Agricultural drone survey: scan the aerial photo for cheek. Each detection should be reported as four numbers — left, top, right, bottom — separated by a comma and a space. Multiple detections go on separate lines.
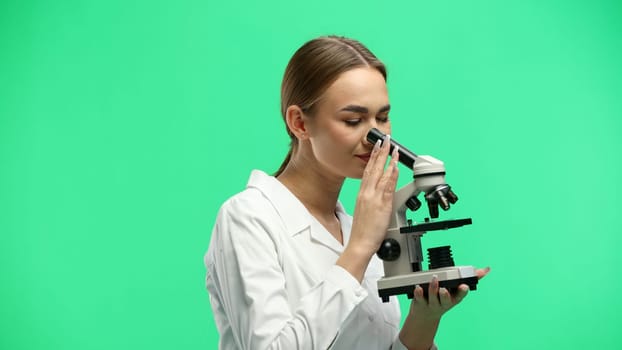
310, 121, 364, 158
327, 129, 360, 153
332, 122, 363, 140
315, 126, 344, 146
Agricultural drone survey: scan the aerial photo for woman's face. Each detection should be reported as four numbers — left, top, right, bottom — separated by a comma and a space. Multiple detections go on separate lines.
305, 67, 392, 179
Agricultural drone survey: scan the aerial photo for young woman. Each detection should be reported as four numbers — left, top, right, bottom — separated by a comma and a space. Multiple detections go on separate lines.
205, 35, 489, 350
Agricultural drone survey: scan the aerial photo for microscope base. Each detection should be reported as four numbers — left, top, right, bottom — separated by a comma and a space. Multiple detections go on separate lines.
378, 266, 478, 303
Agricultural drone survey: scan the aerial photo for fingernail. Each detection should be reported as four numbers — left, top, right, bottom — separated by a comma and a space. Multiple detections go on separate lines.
393, 145, 400, 157
373, 139, 381, 150
385, 134, 391, 146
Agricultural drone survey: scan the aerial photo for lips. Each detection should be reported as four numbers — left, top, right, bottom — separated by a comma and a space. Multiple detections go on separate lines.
356, 153, 371, 162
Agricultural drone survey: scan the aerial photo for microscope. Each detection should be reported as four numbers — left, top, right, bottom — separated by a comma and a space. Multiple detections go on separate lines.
366, 128, 479, 303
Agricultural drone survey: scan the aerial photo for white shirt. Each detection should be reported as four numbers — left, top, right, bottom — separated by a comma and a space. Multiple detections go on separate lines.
205, 170, 418, 350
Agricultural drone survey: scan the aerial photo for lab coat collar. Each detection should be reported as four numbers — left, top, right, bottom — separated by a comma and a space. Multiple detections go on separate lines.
246, 170, 312, 236
246, 170, 350, 252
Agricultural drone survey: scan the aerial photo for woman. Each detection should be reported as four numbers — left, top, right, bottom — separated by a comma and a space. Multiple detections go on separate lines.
205, 35, 489, 350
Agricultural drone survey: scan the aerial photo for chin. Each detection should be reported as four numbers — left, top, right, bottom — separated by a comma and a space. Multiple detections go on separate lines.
325, 161, 365, 179
346, 168, 365, 180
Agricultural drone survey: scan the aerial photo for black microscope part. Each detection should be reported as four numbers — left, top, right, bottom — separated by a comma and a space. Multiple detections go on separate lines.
376, 238, 401, 261
366, 128, 418, 169
425, 185, 458, 217
446, 188, 458, 203
379, 276, 479, 303
426, 197, 440, 218
427, 245, 455, 269
405, 196, 422, 211
400, 218, 472, 234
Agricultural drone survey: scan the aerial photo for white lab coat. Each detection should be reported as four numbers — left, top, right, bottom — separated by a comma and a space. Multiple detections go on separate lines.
205, 170, 435, 349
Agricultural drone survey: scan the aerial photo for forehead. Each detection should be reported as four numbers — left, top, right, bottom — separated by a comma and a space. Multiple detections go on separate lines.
320, 67, 389, 111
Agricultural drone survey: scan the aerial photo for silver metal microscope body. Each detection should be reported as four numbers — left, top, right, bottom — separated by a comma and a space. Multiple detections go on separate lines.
384, 156, 448, 277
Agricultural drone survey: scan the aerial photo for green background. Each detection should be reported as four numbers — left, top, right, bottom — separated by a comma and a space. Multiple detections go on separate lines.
1, 0, 621, 348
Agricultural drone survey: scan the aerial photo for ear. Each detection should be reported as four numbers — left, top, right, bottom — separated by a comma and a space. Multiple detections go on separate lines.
285, 105, 310, 141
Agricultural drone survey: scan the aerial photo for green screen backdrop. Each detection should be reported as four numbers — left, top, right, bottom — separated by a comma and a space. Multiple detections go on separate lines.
1, 0, 621, 349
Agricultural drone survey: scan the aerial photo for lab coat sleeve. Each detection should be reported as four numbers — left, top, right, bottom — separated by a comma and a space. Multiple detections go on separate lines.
206, 195, 368, 350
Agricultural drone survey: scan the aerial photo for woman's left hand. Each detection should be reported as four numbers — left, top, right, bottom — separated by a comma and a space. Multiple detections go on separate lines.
408, 266, 491, 321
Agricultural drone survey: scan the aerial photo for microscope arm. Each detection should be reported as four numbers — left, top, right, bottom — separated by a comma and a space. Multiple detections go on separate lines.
390, 182, 420, 230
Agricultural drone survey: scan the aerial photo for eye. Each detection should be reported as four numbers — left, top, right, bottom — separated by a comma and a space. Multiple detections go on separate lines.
376, 116, 390, 123
344, 119, 361, 126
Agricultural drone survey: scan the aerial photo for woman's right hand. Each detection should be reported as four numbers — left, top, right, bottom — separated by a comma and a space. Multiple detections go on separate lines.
337, 135, 399, 282
348, 135, 400, 258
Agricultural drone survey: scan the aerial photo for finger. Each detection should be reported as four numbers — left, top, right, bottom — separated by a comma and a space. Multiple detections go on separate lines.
428, 275, 440, 307
453, 284, 469, 304
383, 150, 400, 200
383, 133, 392, 153
370, 134, 391, 184
439, 287, 452, 308
476, 267, 491, 280
413, 284, 424, 304
391, 144, 399, 164
360, 139, 382, 189
379, 146, 399, 197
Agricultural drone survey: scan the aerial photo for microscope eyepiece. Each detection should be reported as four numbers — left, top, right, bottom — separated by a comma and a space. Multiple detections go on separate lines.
366, 128, 418, 169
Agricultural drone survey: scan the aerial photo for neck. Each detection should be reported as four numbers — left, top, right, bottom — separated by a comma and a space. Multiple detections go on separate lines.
276, 153, 344, 221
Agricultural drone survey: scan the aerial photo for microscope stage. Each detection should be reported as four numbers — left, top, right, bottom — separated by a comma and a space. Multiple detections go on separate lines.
400, 218, 472, 234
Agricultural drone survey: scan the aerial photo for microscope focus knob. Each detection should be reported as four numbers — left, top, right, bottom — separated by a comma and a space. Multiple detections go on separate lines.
406, 196, 422, 211
376, 238, 401, 261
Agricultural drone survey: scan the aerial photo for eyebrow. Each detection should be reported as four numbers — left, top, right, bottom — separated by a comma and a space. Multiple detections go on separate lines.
339, 104, 391, 114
